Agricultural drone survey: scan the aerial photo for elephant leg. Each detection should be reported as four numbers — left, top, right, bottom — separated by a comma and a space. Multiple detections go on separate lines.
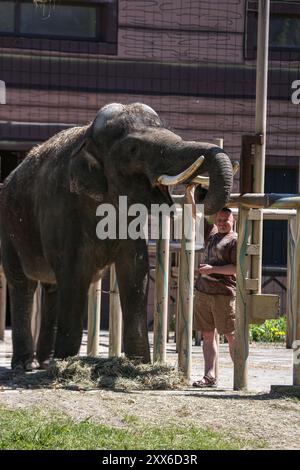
1, 238, 37, 371
36, 283, 58, 368
115, 239, 150, 363
54, 265, 91, 359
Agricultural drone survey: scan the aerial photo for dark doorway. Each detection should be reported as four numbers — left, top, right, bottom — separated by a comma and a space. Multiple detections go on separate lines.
0, 150, 25, 182
263, 167, 297, 267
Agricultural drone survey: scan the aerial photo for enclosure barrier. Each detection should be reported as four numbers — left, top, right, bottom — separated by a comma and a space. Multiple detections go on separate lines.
229, 194, 300, 393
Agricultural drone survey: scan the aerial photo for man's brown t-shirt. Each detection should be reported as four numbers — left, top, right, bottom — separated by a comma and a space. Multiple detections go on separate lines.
195, 230, 237, 297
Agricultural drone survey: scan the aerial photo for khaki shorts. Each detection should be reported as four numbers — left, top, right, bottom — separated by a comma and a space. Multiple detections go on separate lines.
193, 290, 235, 334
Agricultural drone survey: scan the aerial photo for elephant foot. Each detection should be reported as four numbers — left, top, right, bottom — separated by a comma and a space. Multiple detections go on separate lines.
11, 356, 39, 373
54, 335, 81, 359
125, 349, 151, 364
38, 359, 55, 370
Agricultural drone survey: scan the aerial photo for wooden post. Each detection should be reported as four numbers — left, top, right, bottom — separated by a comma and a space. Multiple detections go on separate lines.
178, 201, 195, 381
87, 279, 102, 357
31, 283, 41, 351
175, 252, 180, 351
214, 329, 220, 380
213, 138, 223, 380
287, 166, 300, 348
292, 210, 300, 386
0, 271, 7, 341
153, 214, 170, 363
109, 264, 122, 357
215, 138, 223, 149
234, 208, 251, 390
272, 209, 300, 395
286, 218, 296, 348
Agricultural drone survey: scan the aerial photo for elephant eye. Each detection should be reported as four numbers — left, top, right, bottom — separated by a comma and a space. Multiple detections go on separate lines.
130, 144, 140, 157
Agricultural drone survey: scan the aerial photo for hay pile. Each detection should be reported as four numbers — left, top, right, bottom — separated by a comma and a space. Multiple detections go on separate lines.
49, 356, 186, 391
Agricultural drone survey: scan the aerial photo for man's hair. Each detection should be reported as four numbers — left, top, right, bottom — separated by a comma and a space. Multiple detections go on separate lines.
219, 207, 232, 215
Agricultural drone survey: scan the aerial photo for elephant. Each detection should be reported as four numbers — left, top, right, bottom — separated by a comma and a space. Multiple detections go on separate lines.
0, 103, 233, 371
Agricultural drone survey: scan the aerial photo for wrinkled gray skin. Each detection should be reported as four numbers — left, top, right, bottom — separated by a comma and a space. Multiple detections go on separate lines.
0, 103, 233, 370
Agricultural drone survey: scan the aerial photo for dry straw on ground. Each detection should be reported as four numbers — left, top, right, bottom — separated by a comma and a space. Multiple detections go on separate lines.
49, 356, 186, 391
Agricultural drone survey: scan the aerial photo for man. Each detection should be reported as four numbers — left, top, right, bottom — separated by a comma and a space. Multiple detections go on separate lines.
193, 207, 237, 387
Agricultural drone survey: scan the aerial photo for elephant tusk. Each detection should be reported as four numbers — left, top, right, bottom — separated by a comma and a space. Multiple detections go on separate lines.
191, 175, 210, 187
192, 160, 239, 187
157, 155, 205, 186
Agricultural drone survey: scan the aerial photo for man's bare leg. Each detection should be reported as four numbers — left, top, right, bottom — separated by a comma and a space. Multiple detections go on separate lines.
202, 329, 218, 378
225, 332, 235, 362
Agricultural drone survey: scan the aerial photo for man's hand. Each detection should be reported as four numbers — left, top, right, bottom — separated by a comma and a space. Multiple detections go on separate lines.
199, 263, 236, 276
198, 263, 215, 274
185, 183, 197, 219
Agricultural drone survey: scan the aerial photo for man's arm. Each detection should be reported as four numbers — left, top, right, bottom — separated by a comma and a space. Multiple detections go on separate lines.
199, 264, 236, 276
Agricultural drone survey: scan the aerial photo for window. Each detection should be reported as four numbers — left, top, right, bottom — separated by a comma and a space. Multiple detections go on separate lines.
0, 0, 117, 54
263, 167, 298, 267
245, 1, 300, 60
20, 4, 97, 39
0, 2, 15, 33
270, 15, 300, 48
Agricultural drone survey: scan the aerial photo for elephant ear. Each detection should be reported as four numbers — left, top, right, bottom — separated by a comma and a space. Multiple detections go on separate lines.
69, 145, 108, 202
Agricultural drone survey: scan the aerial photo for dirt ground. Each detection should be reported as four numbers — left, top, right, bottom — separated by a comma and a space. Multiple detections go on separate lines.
1, 330, 299, 450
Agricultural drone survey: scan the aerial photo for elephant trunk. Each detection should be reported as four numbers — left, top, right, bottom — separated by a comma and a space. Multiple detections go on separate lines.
194, 147, 233, 215
157, 143, 233, 215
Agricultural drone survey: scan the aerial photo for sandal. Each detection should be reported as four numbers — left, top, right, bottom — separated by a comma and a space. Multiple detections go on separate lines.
192, 375, 217, 388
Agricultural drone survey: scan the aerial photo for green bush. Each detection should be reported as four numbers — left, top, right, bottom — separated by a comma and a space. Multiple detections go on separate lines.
249, 316, 286, 343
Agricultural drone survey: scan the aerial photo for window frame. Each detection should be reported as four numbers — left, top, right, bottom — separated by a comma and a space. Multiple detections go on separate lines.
245, 0, 300, 61
0, 0, 118, 55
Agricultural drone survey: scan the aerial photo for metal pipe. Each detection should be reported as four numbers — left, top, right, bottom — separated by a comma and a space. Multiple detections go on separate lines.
228, 193, 300, 209
252, 0, 270, 297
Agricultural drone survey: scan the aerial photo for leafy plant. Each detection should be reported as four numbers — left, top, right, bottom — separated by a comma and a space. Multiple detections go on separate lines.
249, 317, 286, 343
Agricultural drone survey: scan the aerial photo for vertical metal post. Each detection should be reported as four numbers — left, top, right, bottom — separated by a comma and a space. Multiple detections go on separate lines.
234, 208, 251, 390
109, 264, 122, 357
153, 213, 170, 363
178, 201, 195, 381
87, 279, 102, 357
252, 0, 270, 290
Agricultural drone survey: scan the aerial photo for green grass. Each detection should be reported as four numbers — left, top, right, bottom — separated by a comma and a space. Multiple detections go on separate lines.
0, 407, 264, 450
249, 316, 286, 343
